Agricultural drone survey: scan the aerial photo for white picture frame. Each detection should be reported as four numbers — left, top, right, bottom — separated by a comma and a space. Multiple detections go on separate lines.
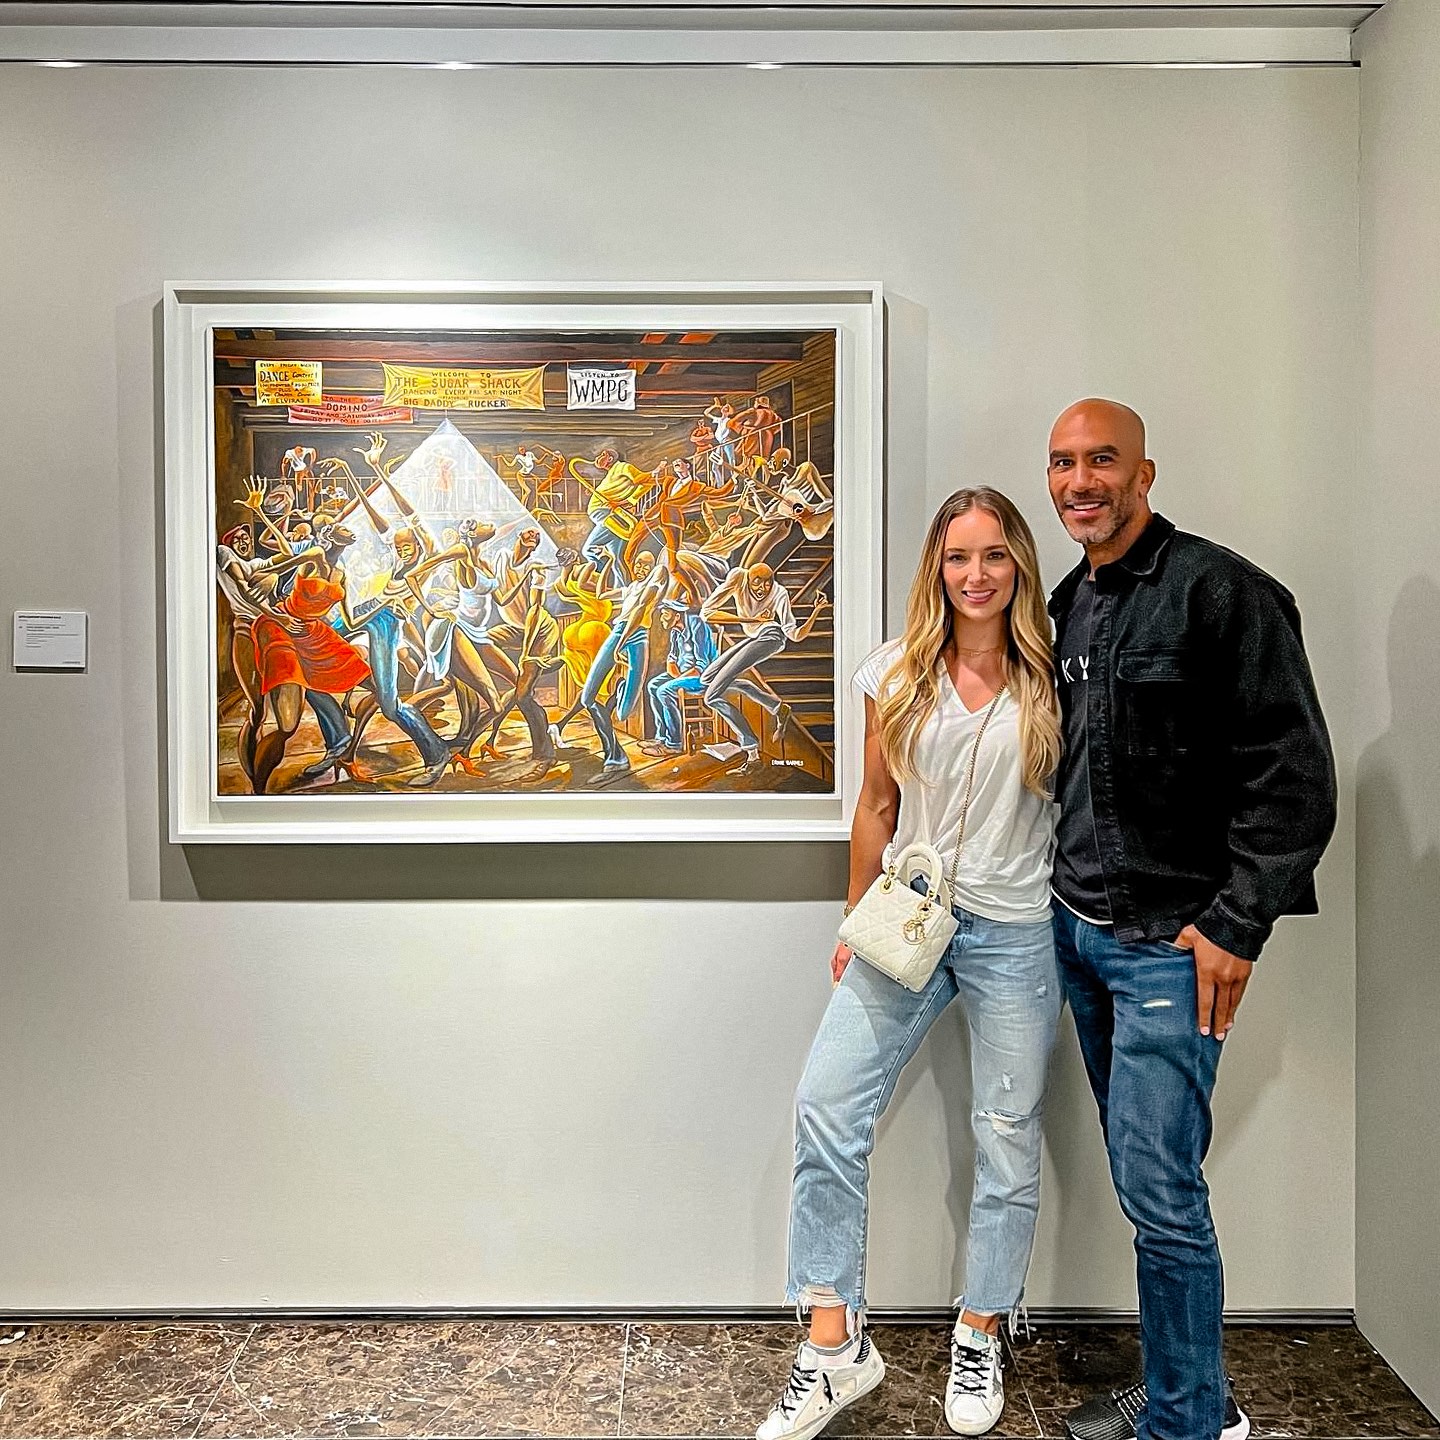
165, 280, 883, 844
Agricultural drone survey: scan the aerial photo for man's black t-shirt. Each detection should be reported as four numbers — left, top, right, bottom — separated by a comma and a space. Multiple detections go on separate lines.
1053, 576, 1113, 921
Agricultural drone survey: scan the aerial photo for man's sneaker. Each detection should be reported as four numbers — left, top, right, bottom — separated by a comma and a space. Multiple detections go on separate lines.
1064, 1378, 1250, 1440
945, 1321, 1005, 1435
756, 1332, 885, 1440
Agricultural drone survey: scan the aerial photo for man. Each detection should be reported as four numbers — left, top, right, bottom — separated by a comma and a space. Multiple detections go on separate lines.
734, 393, 783, 460
281, 444, 318, 510
491, 526, 544, 628
641, 601, 719, 756
580, 446, 654, 583
343, 473, 453, 786
1045, 399, 1336, 1440
738, 448, 835, 569
485, 537, 564, 773
700, 562, 828, 777
649, 456, 735, 601
502, 445, 540, 511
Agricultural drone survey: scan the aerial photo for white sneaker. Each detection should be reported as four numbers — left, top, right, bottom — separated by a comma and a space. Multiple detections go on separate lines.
756, 1332, 885, 1440
946, 1321, 1005, 1436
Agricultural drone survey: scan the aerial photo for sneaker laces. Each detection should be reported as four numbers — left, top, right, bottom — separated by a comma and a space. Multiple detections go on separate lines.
776, 1359, 822, 1419
949, 1334, 998, 1396
1112, 1382, 1148, 1425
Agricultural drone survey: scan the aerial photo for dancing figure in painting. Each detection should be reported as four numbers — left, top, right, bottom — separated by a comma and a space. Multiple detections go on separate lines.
229, 490, 359, 789
340, 453, 456, 786
247, 522, 372, 794
573, 447, 656, 584
736, 448, 836, 569
648, 456, 736, 603
734, 394, 783, 461
216, 524, 291, 786
403, 517, 522, 774
700, 563, 829, 777
281, 444, 319, 511
705, 397, 738, 471
552, 551, 615, 698
674, 503, 772, 603
481, 540, 566, 772
500, 445, 541, 511
553, 551, 669, 781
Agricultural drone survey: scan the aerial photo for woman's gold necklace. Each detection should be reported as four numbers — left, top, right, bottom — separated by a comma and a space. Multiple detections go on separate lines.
950, 642, 1005, 657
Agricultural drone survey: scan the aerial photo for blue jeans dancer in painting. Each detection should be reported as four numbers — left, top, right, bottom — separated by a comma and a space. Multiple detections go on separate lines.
360, 603, 450, 783
644, 602, 719, 754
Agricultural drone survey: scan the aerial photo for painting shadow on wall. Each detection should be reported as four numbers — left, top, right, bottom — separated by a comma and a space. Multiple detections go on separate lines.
140, 299, 858, 902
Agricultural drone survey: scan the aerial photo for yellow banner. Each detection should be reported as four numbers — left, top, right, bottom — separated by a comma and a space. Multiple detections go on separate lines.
381, 363, 547, 411
255, 360, 322, 407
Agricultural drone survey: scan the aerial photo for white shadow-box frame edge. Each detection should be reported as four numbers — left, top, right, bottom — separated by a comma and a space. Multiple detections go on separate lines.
163, 280, 884, 844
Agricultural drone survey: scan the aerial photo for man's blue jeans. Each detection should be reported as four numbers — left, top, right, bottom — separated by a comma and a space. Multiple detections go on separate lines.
362, 607, 448, 767
582, 518, 629, 582
648, 672, 704, 749
1052, 903, 1227, 1440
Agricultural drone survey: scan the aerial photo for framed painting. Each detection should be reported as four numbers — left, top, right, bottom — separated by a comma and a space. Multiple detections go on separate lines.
164, 282, 883, 843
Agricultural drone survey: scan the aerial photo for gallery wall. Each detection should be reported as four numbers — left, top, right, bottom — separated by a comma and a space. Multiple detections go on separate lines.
0, 62, 1358, 1311
1354, 0, 1440, 1410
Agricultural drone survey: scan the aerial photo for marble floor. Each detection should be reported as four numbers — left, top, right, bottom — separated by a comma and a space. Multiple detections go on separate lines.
0, 1320, 1433, 1440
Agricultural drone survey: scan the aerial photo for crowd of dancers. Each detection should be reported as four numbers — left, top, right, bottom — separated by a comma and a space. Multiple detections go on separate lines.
216, 397, 835, 793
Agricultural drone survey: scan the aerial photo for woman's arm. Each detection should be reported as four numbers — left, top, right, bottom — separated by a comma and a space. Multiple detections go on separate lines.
834, 695, 901, 981
410, 543, 466, 582
330, 563, 364, 633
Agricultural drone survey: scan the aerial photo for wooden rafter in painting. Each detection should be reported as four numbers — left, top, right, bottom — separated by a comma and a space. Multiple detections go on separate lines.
210, 336, 806, 365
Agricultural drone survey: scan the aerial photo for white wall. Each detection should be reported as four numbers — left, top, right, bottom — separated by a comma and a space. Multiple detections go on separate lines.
0, 62, 1357, 1312
1354, 0, 1440, 1410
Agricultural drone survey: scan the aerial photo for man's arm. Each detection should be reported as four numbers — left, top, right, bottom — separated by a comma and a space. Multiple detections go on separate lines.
1182, 573, 1337, 1021
792, 595, 829, 644
700, 569, 742, 623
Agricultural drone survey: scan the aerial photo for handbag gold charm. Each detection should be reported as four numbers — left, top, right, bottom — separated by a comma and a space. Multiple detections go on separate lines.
903, 912, 932, 945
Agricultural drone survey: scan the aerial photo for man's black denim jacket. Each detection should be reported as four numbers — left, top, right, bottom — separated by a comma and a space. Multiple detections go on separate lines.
1048, 514, 1337, 961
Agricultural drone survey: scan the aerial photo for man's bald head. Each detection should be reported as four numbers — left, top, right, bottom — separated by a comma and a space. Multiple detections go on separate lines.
1047, 398, 1156, 566
1050, 398, 1146, 457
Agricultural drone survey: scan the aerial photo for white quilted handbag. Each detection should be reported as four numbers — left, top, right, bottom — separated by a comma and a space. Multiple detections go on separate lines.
837, 686, 1006, 993
838, 841, 958, 991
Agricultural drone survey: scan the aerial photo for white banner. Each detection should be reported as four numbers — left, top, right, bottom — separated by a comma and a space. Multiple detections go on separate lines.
567, 366, 637, 411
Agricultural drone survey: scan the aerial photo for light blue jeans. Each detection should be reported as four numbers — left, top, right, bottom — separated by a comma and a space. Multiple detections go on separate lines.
787, 902, 1063, 1326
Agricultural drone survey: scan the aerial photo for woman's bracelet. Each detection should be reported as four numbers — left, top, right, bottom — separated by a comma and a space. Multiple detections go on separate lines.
842, 901, 856, 917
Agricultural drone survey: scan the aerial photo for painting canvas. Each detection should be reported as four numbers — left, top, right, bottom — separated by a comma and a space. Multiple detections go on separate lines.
166, 285, 881, 842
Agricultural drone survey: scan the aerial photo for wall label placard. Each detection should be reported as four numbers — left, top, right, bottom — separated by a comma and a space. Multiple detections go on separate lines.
13, 610, 87, 670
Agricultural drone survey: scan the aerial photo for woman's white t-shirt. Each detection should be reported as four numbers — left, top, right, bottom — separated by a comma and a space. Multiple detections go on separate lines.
854, 640, 1056, 925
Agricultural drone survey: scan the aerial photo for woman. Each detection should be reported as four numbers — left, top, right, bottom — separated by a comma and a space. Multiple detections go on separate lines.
759, 488, 1062, 1440
406, 517, 520, 770
248, 521, 372, 794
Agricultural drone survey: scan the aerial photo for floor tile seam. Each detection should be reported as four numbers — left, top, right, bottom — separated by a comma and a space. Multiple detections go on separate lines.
998, 1332, 1045, 1436
188, 1320, 258, 1440
616, 1320, 633, 1440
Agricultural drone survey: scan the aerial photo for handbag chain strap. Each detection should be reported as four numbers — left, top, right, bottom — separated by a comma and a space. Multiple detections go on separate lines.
940, 683, 1008, 902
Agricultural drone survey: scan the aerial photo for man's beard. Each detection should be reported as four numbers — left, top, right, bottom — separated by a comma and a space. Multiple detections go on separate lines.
1063, 496, 1134, 546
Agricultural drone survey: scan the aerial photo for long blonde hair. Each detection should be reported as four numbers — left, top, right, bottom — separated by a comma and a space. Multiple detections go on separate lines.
875, 487, 1060, 796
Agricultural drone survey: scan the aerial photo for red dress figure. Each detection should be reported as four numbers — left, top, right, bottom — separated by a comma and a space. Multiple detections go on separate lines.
253, 574, 370, 695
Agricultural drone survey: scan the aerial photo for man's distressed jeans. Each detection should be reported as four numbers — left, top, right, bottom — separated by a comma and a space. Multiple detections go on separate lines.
1053, 902, 1228, 1440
